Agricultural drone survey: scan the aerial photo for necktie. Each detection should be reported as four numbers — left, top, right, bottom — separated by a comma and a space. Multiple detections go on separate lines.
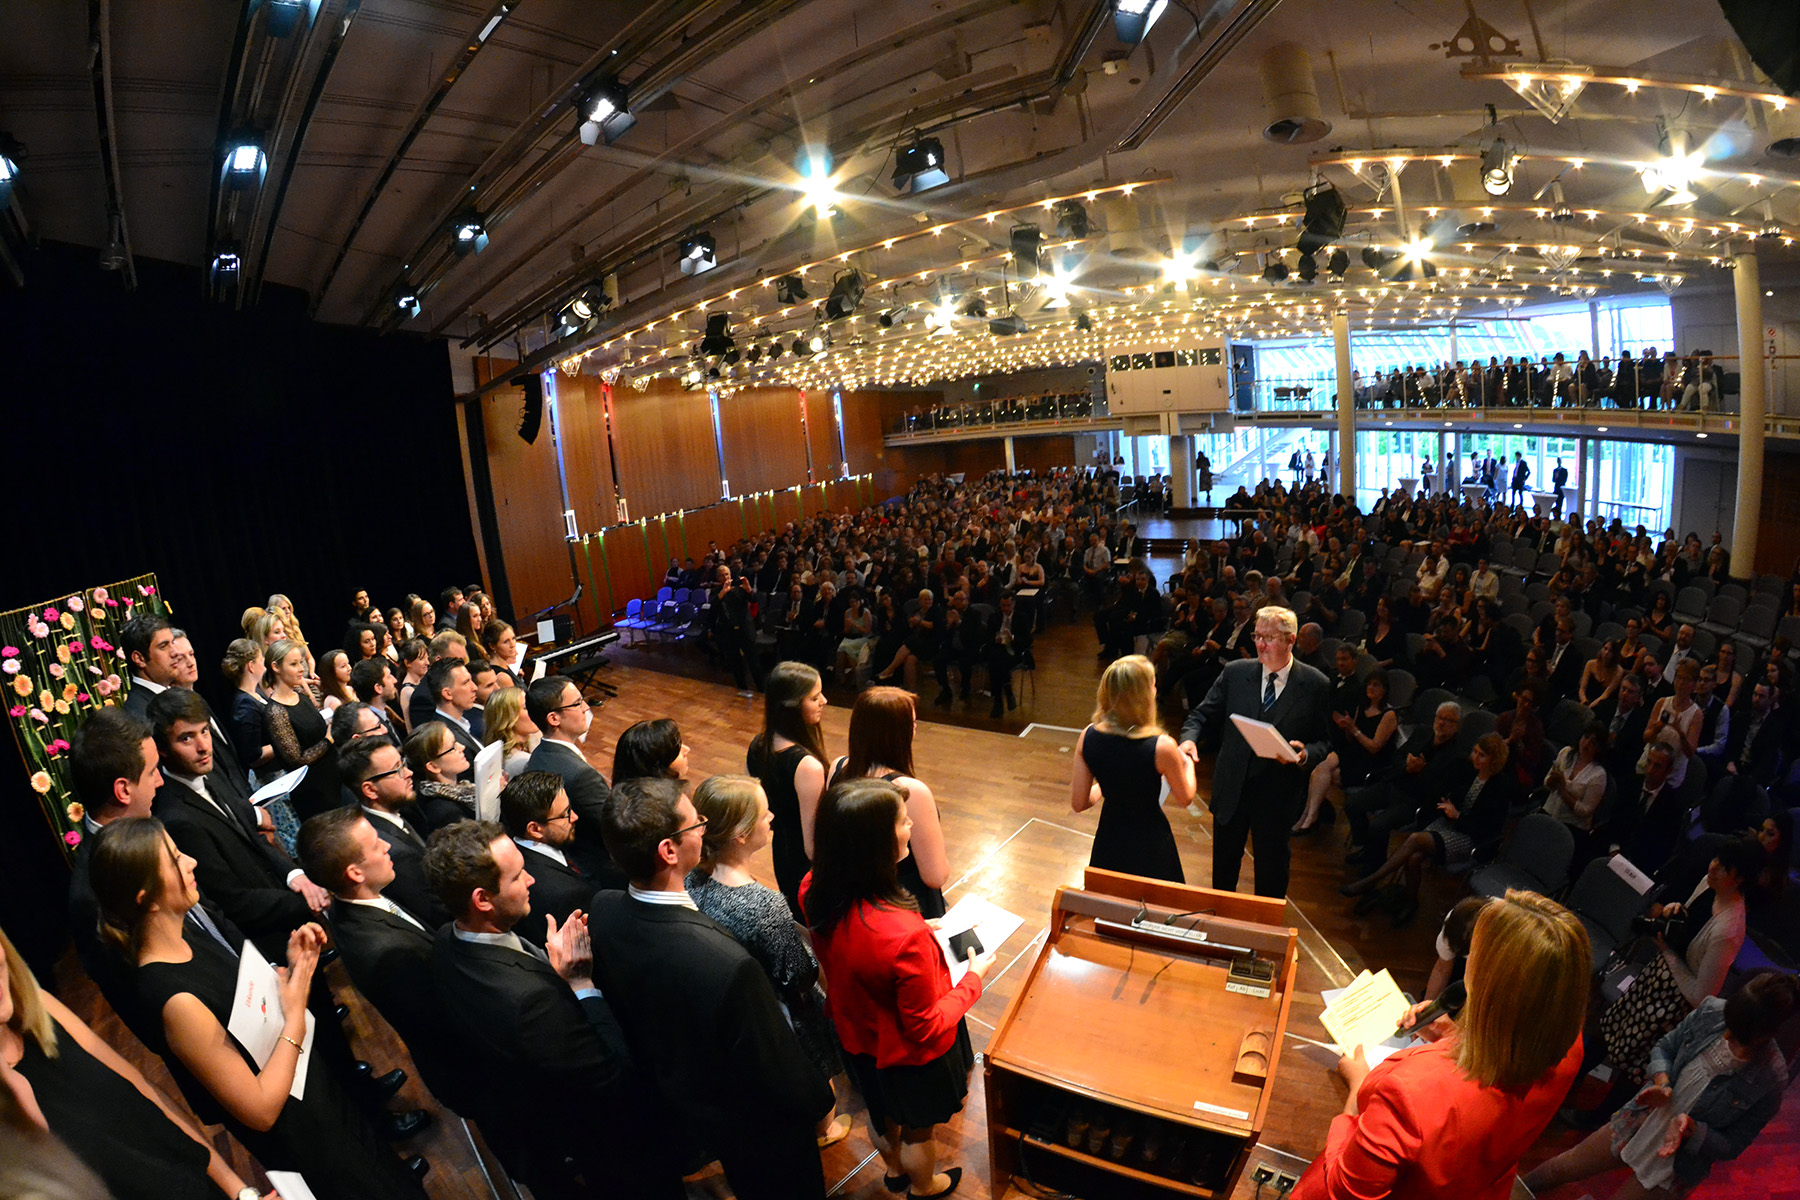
383, 899, 425, 932
1263, 672, 1277, 712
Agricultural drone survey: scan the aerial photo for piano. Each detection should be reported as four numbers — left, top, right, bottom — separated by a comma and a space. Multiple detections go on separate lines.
535, 629, 621, 697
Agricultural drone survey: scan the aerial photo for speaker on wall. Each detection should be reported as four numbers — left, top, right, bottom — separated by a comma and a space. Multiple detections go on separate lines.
511, 373, 543, 444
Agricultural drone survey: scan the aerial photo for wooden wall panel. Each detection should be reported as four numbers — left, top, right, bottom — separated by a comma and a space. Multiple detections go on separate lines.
1755, 446, 1800, 577
839, 388, 944, 492
803, 388, 842, 481
600, 523, 655, 614
554, 375, 619, 531
474, 358, 574, 624
610, 379, 719, 519
718, 388, 809, 496
1015, 435, 1076, 473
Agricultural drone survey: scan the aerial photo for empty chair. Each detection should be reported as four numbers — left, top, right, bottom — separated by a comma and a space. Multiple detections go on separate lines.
1743, 589, 1780, 614
1386, 669, 1418, 712
1457, 708, 1499, 749
1410, 687, 1457, 726
1528, 599, 1554, 625
1502, 612, 1536, 642
614, 598, 652, 644
671, 587, 691, 606
1497, 572, 1525, 597
1489, 542, 1515, 565
1689, 628, 1718, 661
1673, 586, 1709, 624
654, 585, 674, 606
1717, 582, 1748, 606
1594, 621, 1627, 643
1736, 605, 1777, 649
1460, 675, 1498, 706
1290, 589, 1312, 613
1405, 632, 1427, 661
1335, 607, 1366, 641
1568, 635, 1601, 667
1545, 698, 1594, 748
1512, 548, 1540, 577
1317, 637, 1342, 665
1565, 857, 1653, 973
1498, 593, 1529, 618
1691, 576, 1718, 603
1753, 573, 1784, 597
1569, 611, 1593, 639
1471, 814, 1576, 899
1697, 594, 1743, 638
1776, 614, 1800, 657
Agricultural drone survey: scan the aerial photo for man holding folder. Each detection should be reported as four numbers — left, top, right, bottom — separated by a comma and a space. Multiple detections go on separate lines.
1179, 606, 1330, 897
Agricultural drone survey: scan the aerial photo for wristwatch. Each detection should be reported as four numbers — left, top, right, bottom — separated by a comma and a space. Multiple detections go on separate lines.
238, 1188, 261, 1200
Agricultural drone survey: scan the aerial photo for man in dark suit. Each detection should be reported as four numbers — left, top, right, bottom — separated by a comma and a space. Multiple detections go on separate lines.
498, 770, 594, 946
350, 657, 406, 742
406, 631, 471, 731
427, 819, 681, 1199
1179, 606, 1332, 896
589, 779, 833, 1200
523, 675, 626, 888
148, 688, 331, 959
339, 735, 453, 927
419, 658, 481, 781
984, 593, 1033, 717
1343, 701, 1465, 874
120, 615, 250, 788
1615, 743, 1686, 872
1544, 616, 1584, 703
1594, 673, 1652, 782
1550, 458, 1569, 517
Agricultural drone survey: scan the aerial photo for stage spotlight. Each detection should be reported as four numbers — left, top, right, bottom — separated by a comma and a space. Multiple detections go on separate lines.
1361, 245, 1395, 270
222, 134, 265, 191
989, 312, 1029, 336
824, 270, 866, 320
1548, 180, 1574, 224
958, 294, 987, 320
699, 312, 734, 356
1480, 138, 1513, 195
1296, 184, 1345, 254
1326, 248, 1350, 277
745, 345, 763, 364
766, 342, 784, 360
394, 289, 421, 320
211, 245, 241, 277
578, 76, 634, 146
1112, 0, 1168, 45
1053, 199, 1091, 239
892, 137, 949, 194
1296, 253, 1317, 283
451, 211, 488, 254
680, 231, 716, 276
878, 305, 912, 327
775, 273, 809, 304
807, 328, 830, 355
1262, 257, 1289, 283
798, 153, 838, 218
791, 336, 807, 357
0, 132, 21, 199
1075, 310, 1094, 332
1010, 225, 1044, 280
723, 347, 741, 365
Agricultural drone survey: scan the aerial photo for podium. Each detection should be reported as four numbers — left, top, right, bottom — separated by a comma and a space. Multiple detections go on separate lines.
983, 869, 1297, 1198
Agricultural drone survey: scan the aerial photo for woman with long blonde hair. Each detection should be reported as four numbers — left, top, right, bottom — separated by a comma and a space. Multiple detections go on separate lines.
1292, 890, 1588, 1200
1070, 655, 1195, 882
481, 685, 537, 779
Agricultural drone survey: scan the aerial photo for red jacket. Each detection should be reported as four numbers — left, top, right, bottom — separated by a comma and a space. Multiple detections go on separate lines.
1292, 1034, 1581, 1200
802, 877, 981, 1069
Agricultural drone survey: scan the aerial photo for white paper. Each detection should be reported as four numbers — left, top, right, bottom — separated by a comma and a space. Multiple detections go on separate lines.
1014, 587, 1041, 598
1320, 975, 1416, 1066
1229, 713, 1301, 763
536, 618, 557, 646
935, 895, 1025, 985
473, 740, 506, 823
227, 942, 314, 1101
249, 765, 306, 807
1607, 853, 1654, 895
264, 1172, 319, 1200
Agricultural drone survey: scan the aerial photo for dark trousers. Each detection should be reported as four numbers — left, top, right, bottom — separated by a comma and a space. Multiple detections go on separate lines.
1211, 785, 1296, 898
718, 1127, 826, 1200
1344, 781, 1416, 869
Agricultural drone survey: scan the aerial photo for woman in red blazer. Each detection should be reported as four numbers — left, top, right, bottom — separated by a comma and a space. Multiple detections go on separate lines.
803, 777, 996, 1200
1293, 890, 1589, 1200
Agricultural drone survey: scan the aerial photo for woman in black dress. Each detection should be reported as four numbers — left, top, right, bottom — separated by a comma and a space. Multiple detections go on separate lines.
263, 638, 338, 822
747, 661, 830, 919
89, 820, 425, 1200
1296, 669, 1399, 833
828, 688, 948, 917
1, 926, 258, 1200
1363, 595, 1408, 668
1070, 655, 1196, 882
685, 775, 848, 1146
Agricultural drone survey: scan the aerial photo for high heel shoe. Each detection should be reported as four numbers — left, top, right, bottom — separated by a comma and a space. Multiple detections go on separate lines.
1339, 873, 1381, 897
908, 1167, 963, 1200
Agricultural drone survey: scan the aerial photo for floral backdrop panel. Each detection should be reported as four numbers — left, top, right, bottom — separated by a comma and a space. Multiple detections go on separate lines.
3, 574, 169, 862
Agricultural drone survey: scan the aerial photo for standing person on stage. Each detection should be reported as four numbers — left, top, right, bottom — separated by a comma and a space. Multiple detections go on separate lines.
1071, 656, 1195, 883
828, 688, 949, 917
747, 662, 830, 920
1178, 606, 1330, 896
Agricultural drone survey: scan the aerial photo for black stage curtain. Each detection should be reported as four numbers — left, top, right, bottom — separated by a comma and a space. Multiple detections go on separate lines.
0, 242, 479, 971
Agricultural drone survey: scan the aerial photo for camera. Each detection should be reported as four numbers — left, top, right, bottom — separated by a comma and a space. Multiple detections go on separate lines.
1631, 912, 1685, 940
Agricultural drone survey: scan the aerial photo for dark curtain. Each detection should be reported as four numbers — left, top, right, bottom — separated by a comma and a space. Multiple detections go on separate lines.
0, 242, 479, 971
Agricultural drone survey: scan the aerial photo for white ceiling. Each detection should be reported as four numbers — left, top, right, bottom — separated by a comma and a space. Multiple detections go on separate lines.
2, 0, 1796, 391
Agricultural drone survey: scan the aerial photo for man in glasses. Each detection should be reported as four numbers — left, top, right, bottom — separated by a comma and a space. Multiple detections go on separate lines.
340, 735, 451, 926
1179, 605, 1331, 897
499, 770, 593, 946
523, 674, 624, 888
590, 778, 833, 1200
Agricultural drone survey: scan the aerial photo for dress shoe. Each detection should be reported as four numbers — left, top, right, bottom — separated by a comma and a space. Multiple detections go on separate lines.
404, 1156, 430, 1180
1352, 888, 1389, 917
908, 1166, 963, 1199
883, 1173, 908, 1194
990, 700, 1004, 719
1005, 687, 1017, 710
382, 1110, 431, 1141
353, 1060, 374, 1081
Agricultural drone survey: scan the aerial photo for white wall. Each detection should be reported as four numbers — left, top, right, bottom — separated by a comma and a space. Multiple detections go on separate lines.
1671, 446, 1738, 543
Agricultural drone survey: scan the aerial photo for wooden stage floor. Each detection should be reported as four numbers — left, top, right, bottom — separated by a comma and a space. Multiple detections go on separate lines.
55, 604, 1794, 1200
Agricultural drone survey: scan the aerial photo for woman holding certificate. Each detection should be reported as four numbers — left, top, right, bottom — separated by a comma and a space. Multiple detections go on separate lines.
1292, 890, 1587, 1200
1071, 656, 1195, 883
89, 819, 427, 1200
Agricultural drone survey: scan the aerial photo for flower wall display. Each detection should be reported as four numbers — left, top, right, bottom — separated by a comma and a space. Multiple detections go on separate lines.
2, 574, 168, 861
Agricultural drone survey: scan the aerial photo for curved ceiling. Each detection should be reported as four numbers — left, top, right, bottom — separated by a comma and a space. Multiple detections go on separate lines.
2, 0, 1796, 393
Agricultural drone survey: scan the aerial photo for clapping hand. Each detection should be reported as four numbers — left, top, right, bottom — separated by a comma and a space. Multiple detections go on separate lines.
1636, 1083, 1674, 1109
1437, 799, 1461, 820
545, 910, 594, 990
1658, 1113, 1694, 1158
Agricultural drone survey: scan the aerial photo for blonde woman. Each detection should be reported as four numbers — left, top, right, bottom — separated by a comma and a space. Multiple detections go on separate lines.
481, 685, 537, 779
1070, 654, 1195, 882
1292, 890, 1588, 1200
685, 776, 849, 1148
266, 594, 315, 678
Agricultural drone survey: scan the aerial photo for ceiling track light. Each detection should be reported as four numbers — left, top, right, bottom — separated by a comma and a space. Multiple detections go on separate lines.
679, 231, 716, 276
1548, 180, 1573, 223
266, 0, 309, 37
1111, 0, 1168, 45
450, 211, 488, 254
578, 76, 634, 146
222, 133, 266, 190
892, 136, 948, 194
1480, 137, 1513, 196
775, 273, 809, 304
394, 288, 421, 320
824, 269, 866, 320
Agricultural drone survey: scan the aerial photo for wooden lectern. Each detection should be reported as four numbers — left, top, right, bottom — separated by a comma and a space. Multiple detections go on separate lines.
983, 869, 1298, 1198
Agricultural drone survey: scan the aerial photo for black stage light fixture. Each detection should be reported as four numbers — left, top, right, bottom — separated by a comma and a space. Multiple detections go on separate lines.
745, 345, 763, 364
806, 328, 830, 355
791, 336, 807, 357
577, 77, 634, 146
1053, 199, 1091, 239
723, 348, 741, 365
394, 288, 421, 320
1075, 310, 1094, 331
1389, 258, 1438, 282
766, 342, 784, 360
959, 294, 987, 319
1327, 248, 1350, 277
451, 211, 488, 254
222, 133, 265, 190
1112, 0, 1168, 45
775, 273, 809, 304
680, 231, 716, 276
892, 137, 949, 194
989, 312, 1029, 336
511, 373, 543, 444
824, 270, 866, 320
1011, 225, 1044, 279
1296, 184, 1346, 254
1361, 245, 1395, 270
1262, 257, 1290, 283
878, 305, 913, 327
699, 312, 734, 356
1296, 252, 1317, 283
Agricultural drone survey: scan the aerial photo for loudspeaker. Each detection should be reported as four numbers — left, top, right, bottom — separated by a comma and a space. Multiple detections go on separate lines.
512, 373, 543, 444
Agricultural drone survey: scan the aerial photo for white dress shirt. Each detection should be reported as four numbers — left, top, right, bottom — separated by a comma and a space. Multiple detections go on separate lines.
341, 894, 426, 932
516, 838, 569, 868
1260, 661, 1291, 705
627, 883, 697, 911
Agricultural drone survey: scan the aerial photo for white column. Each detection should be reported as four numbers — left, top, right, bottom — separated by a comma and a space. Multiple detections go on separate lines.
1731, 251, 1765, 574
1334, 308, 1355, 498
1003, 435, 1016, 473
1587, 436, 1602, 524
1576, 436, 1589, 525
1171, 434, 1194, 508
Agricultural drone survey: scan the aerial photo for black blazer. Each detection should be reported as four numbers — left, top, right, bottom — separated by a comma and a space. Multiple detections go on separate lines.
587, 892, 833, 1146
1180, 658, 1332, 826
158, 772, 311, 961
124, 683, 249, 785
523, 740, 625, 888
514, 842, 594, 948
362, 809, 453, 928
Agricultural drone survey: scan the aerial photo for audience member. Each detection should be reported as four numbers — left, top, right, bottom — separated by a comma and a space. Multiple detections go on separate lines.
747, 661, 830, 919
522, 675, 623, 887
480, 685, 536, 780
495, 770, 591, 946
339, 736, 452, 926
611, 718, 690, 785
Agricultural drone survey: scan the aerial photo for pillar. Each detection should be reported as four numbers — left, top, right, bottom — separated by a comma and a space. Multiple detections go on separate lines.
1334, 307, 1355, 499
1171, 434, 1194, 508
1587, 436, 1602, 525
1003, 435, 1016, 474
1576, 436, 1589, 525
1731, 251, 1765, 573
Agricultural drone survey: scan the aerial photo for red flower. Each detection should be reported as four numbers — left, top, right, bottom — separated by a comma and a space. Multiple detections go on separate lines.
63, 831, 82, 847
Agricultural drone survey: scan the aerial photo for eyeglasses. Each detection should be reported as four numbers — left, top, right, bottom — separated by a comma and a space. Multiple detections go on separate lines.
546, 807, 576, 825
552, 697, 589, 713
670, 814, 709, 839
1252, 632, 1290, 644
429, 744, 464, 762
365, 766, 407, 784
